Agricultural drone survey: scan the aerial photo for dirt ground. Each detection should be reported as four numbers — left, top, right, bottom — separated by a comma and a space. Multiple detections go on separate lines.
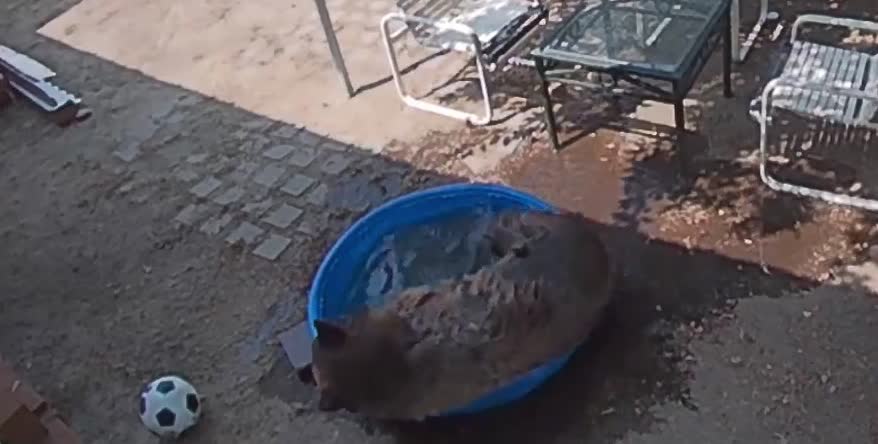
2, 0, 878, 443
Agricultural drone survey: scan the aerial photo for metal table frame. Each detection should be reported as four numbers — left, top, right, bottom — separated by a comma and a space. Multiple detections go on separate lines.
531, 0, 734, 150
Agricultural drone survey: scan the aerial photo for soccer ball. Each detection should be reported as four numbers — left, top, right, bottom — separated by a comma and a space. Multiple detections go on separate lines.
139, 375, 202, 439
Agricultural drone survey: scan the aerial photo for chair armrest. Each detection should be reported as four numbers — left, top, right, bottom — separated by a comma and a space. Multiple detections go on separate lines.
763, 76, 878, 104
791, 14, 878, 43
381, 12, 481, 46
755, 76, 878, 124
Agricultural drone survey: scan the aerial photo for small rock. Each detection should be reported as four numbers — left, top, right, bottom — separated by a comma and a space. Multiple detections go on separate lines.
802, 310, 812, 319
729, 356, 743, 366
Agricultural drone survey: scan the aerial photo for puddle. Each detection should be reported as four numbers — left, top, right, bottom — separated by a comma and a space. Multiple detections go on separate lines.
326, 164, 405, 213
502, 128, 869, 278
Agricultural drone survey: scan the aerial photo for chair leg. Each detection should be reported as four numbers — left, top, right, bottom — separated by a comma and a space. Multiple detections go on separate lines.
723, 14, 734, 98
535, 58, 560, 150
734, 0, 774, 62
379, 12, 493, 126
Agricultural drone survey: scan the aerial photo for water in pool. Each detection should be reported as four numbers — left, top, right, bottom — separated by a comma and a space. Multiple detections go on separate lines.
354, 207, 497, 308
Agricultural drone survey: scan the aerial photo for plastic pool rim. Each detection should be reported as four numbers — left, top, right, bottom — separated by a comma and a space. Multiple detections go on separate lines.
306, 182, 574, 416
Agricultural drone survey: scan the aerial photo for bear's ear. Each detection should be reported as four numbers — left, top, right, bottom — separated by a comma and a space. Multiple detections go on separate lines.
296, 364, 315, 385
314, 319, 348, 349
510, 241, 530, 258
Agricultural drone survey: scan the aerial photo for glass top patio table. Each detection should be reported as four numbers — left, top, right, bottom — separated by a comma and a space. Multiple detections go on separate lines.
532, 0, 730, 79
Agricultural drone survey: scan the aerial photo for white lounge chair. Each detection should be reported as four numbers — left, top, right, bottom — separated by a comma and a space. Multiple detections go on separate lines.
751, 14, 878, 210
380, 0, 547, 125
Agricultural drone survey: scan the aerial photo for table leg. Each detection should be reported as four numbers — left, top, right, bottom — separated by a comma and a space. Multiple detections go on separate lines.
672, 81, 686, 131
730, 0, 740, 62
723, 14, 734, 98
536, 59, 561, 151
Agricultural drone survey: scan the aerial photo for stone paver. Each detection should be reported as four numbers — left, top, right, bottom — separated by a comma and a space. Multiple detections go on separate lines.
237, 135, 271, 155
123, 107, 373, 260
117, 180, 137, 195
287, 146, 318, 168
186, 153, 210, 164
158, 143, 197, 163
272, 125, 300, 139
242, 198, 275, 217
207, 155, 231, 174
296, 129, 322, 146
322, 140, 348, 152
200, 213, 233, 235
262, 144, 296, 160
306, 183, 328, 206
213, 186, 245, 206
296, 218, 326, 237
225, 222, 265, 245
232, 130, 250, 142
175, 168, 199, 182
321, 153, 353, 176
113, 143, 141, 162
253, 234, 293, 261
252, 164, 286, 187
228, 161, 260, 183
242, 118, 272, 131
280, 174, 316, 197
262, 203, 303, 229
189, 176, 222, 198
252, 135, 271, 149
174, 203, 209, 226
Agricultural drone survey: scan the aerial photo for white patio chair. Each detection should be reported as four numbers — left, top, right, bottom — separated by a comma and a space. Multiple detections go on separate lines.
750, 14, 878, 210
380, 0, 547, 125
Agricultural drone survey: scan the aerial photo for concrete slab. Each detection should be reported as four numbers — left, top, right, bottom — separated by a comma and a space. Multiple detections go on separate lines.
38, 0, 471, 147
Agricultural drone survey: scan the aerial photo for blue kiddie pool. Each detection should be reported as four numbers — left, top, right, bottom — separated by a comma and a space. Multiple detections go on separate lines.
307, 182, 574, 416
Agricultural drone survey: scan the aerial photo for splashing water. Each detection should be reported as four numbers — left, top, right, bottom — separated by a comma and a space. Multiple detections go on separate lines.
352, 208, 497, 308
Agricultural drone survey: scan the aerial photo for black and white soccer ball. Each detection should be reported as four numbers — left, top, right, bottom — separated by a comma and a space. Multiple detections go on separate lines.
139, 375, 202, 439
